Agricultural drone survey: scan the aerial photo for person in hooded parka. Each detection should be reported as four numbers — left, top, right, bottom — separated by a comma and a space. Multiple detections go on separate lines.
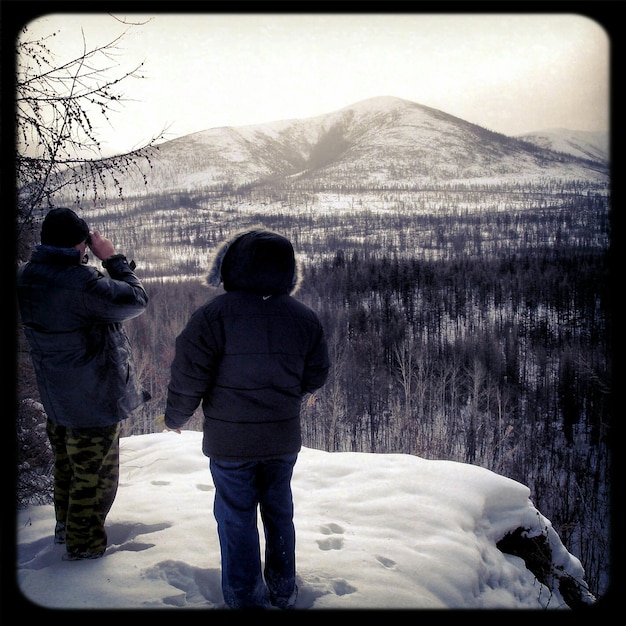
164, 227, 330, 609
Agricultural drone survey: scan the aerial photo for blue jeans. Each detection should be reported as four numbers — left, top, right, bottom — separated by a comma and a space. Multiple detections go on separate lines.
209, 455, 298, 609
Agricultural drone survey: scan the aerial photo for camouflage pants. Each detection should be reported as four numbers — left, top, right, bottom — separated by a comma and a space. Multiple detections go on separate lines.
46, 419, 121, 556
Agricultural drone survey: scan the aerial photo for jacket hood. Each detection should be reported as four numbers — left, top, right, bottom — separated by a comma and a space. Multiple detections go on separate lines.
206, 227, 301, 295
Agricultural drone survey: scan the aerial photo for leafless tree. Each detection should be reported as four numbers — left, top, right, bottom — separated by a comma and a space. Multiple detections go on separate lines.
15, 15, 167, 260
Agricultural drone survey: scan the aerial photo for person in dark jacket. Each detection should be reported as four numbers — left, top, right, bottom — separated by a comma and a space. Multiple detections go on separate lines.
16, 207, 149, 560
164, 227, 330, 609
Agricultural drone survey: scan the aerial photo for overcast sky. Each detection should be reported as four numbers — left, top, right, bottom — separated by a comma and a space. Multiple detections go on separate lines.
21, 11, 610, 157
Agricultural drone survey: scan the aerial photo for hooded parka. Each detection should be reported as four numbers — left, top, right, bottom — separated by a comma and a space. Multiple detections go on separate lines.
165, 228, 330, 461
17, 246, 149, 427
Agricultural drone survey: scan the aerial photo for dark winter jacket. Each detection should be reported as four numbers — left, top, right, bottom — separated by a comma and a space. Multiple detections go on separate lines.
17, 245, 149, 427
165, 228, 330, 461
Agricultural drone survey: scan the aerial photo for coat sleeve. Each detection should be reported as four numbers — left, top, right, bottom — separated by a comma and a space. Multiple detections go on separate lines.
82, 255, 148, 323
164, 308, 220, 430
301, 321, 330, 394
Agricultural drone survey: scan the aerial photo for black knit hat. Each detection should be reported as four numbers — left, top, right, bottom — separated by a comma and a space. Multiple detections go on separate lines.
41, 208, 90, 248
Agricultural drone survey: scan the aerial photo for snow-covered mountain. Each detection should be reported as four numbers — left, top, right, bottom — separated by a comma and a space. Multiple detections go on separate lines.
515, 128, 609, 164
93, 96, 609, 197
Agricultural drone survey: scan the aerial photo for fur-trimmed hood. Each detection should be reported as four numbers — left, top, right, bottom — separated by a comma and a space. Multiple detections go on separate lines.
206, 227, 301, 295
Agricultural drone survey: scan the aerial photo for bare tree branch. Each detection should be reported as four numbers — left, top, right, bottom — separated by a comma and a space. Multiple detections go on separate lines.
15, 19, 167, 259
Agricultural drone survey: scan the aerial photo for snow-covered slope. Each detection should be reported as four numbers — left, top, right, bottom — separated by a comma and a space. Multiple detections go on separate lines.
15, 431, 595, 610
516, 128, 609, 164
84, 96, 608, 197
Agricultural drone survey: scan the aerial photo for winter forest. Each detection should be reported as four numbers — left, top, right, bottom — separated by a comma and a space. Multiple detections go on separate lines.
16, 177, 612, 599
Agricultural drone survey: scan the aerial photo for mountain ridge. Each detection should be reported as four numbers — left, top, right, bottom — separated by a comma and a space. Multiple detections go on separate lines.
85, 96, 609, 197
515, 127, 609, 164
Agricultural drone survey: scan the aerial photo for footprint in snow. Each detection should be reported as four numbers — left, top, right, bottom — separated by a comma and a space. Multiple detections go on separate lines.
316, 523, 345, 551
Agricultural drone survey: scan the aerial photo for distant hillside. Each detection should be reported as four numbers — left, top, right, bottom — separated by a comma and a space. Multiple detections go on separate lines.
515, 128, 609, 165
78, 96, 608, 198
